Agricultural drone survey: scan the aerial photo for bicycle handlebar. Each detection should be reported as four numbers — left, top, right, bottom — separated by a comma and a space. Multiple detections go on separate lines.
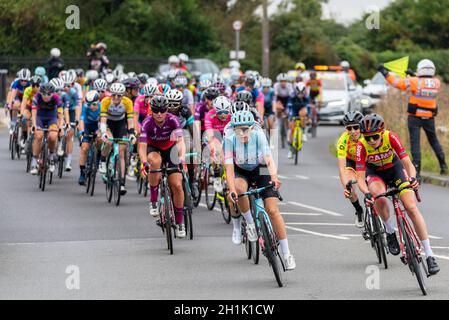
232, 182, 283, 201
374, 186, 421, 203
346, 180, 357, 191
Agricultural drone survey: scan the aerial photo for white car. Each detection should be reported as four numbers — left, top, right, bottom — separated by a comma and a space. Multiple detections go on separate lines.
317, 72, 363, 124
362, 72, 388, 107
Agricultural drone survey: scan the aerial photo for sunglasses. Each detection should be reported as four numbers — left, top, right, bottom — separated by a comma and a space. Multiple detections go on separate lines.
151, 106, 168, 114
88, 102, 98, 106
364, 134, 381, 142
42, 93, 53, 97
112, 94, 123, 98
235, 127, 251, 136
217, 111, 230, 116
346, 125, 360, 131
32, 84, 40, 88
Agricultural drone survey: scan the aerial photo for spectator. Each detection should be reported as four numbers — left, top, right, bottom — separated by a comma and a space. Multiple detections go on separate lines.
378, 59, 448, 176
87, 42, 109, 73
46, 48, 65, 80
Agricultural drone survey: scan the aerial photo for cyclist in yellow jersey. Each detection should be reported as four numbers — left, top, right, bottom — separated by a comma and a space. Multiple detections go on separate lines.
337, 111, 365, 227
20, 76, 42, 150
99, 83, 136, 195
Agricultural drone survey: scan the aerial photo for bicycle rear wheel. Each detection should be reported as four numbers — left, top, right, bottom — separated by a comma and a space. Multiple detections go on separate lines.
373, 215, 388, 268
400, 219, 427, 296
260, 215, 283, 287
184, 208, 193, 240
242, 221, 252, 260
11, 131, 17, 160
205, 166, 216, 210
105, 156, 113, 203
40, 143, 48, 192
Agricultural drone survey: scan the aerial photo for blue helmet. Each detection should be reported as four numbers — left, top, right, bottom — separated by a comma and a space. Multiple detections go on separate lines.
231, 110, 255, 127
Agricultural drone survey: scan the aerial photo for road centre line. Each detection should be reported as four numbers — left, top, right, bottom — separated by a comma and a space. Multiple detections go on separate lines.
286, 222, 354, 226
288, 201, 343, 217
285, 226, 350, 240
281, 212, 322, 216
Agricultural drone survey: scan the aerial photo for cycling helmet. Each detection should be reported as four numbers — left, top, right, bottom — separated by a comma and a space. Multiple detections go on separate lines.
61, 72, 76, 85
137, 73, 149, 84
30, 75, 42, 86
143, 83, 160, 97
96, 42, 107, 50
229, 60, 241, 70
93, 79, 108, 91
213, 96, 231, 113
231, 110, 255, 127
110, 83, 126, 95
178, 53, 189, 62
34, 66, 46, 77
167, 69, 178, 81
295, 82, 306, 94
236, 90, 253, 105
85, 90, 100, 104
260, 77, 272, 87
158, 83, 171, 95
127, 72, 137, 78
199, 79, 212, 90
360, 114, 385, 134
118, 74, 129, 82
49, 78, 64, 92
168, 55, 180, 65
151, 95, 168, 109
174, 76, 188, 87
18, 68, 31, 81
231, 101, 251, 114
231, 69, 241, 81
276, 73, 288, 82
40, 83, 56, 96
213, 81, 226, 94
203, 87, 220, 101
75, 68, 84, 77
105, 73, 115, 84
86, 70, 99, 81
147, 77, 158, 86
122, 77, 141, 90
165, 89, 183, 103
295, 62, 306, 71
245, 74, 256, 87
340, 61, 350, 69
50, 48, 61, 58
156, 75, 166, 84
343, 111, 364, 127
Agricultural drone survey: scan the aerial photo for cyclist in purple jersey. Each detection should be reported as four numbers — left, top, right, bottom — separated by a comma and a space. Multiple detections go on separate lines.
139, 96, 187, 238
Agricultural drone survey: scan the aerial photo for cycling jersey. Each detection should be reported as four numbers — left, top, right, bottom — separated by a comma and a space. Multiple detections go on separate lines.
181, 88, 194, 108
356, 130, 408, 172
204, 109, 231, 135
274, 83, 293, 98
100, 96, 134, 122
287, 95, 309, 118
194, 101, 211, 131
235, 86, 264, 106
61, 88, 80, 111
11, 79, 30, 100
23, 87, 38, 104
307, 79, 322, 98
80, 103, 101, 125
224, 128, 271, 171
134, 95, 151, 123
32, 93, 63, 128
140, 113, 183, 150
263, 88, 275, 115
337, 131, 364, 162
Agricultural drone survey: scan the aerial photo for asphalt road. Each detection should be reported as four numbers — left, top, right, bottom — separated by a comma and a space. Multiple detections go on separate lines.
1, 124, 448, 300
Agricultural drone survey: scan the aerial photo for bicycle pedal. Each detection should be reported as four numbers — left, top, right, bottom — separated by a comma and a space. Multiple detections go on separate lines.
400, 256, 407, 265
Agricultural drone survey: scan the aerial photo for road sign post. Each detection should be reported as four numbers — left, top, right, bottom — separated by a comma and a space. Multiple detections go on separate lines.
233, 20, 243, 61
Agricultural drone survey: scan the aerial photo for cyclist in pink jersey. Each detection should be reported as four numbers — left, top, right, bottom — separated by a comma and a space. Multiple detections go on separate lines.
134, 83, 160, 134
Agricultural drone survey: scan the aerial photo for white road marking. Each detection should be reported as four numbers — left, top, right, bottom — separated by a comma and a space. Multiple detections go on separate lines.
432, 246, 449, 250
294, 175, 310, 180
278, 175, 291, 180
281, 212, 322, 216
428, 235, 443, 240
285, 226, 350, 240
288, 201, 343, 217
198, 202, 222, 213
286, 222, 353, 226
332, 176, 340, 180
433, 254, 449, 261
339, 234, 363, 237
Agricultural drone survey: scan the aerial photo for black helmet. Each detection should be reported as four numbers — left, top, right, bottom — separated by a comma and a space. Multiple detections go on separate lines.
75, 68, 85, 77
236, 90, 253, 105
203, 87, 220, 100
245, 74, 256, 87
122, 77, 141, 89
343, 111, 364, 127
151, 95, 168, 109
137, 73, 149, 84
30, 75, 42, 86
40, 83, 55, 95
360, 114, 385, 134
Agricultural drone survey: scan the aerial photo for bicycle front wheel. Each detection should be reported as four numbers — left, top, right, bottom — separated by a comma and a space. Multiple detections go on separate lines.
113, 156, 122, 206
260, 215, 283, 287
205, 166, 216, 210
164, 187, 174, 255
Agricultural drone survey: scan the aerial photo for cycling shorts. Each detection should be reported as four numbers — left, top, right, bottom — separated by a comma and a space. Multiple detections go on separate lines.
234, 165, 278, 200
36, 115, 58, 130
82, 122, 99, 143
346, 159, 356, 172
366, 161, 411, 193
147, 143, 181, 174
107, 118, 128, 140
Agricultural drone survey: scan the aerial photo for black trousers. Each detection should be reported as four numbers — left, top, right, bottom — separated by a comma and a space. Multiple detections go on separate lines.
408, 116, 447, 173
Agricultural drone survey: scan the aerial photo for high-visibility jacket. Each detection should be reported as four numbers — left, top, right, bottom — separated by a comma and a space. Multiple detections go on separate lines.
386, 74, 440, 118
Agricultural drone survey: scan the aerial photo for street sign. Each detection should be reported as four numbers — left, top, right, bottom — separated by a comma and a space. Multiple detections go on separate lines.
233, 20, 243, 31
230, 51, 246, 60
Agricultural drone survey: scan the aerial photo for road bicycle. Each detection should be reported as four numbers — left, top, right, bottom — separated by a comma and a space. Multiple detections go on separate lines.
291, 116, 303, 165
56, 126, 67, 179
233, 182, 285, 287
25, 131, 34, 173
102, 137, 130, 206
375, 186, 430, 296
9, 116, 22, 160
84, 133, 99, 197
36, 127, 54, 191
181, 168, 194, 240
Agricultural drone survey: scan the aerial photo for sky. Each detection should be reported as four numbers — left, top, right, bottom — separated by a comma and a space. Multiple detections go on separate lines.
322, 0, 393, 25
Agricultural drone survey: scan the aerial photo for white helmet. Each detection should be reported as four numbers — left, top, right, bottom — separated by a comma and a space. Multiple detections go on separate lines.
86, 70, 99, 81
231, 101, 250, 114
168, 55, 180, 64
340, 60, 350, 68
174, 76, 188, 87
50, 48, 61, 58
105, 73, 116, 84
417, 59, 436, 77
165, 89, 184, 103
229, 60, 241, 69
276, 73, 288, 82
143, 83, 160, 97
109, 83, 126, 95
213, 96, 231, 113
61, 72, 76, 85
93, 79, 108, 91
199, 79, 212, 89
17, 68, 31, 81
118, 74, 129, 82
127, 72, 136, 78
147, 77, 158, 86
295, 82, 306, 94
49, 78, 64, 92
85, 90, 100, 104
178, 53, 189, 62
260, 77, 272, 87
167, 69, 178, 80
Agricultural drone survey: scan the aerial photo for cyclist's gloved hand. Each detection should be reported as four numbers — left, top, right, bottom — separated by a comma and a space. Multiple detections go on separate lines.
270, 177, 282, 191
141, 162, 150, 176
78, 130, 84, 138
31, 126, 36, 133
230, 191, 238, 204
406, 69, 416, 77
129, 134, 137, 145
410, 177, 419, 190
364, 192, 374, 207
344, 188, 351, 199
377, 64, 389, 78
101, 132, 109, 142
